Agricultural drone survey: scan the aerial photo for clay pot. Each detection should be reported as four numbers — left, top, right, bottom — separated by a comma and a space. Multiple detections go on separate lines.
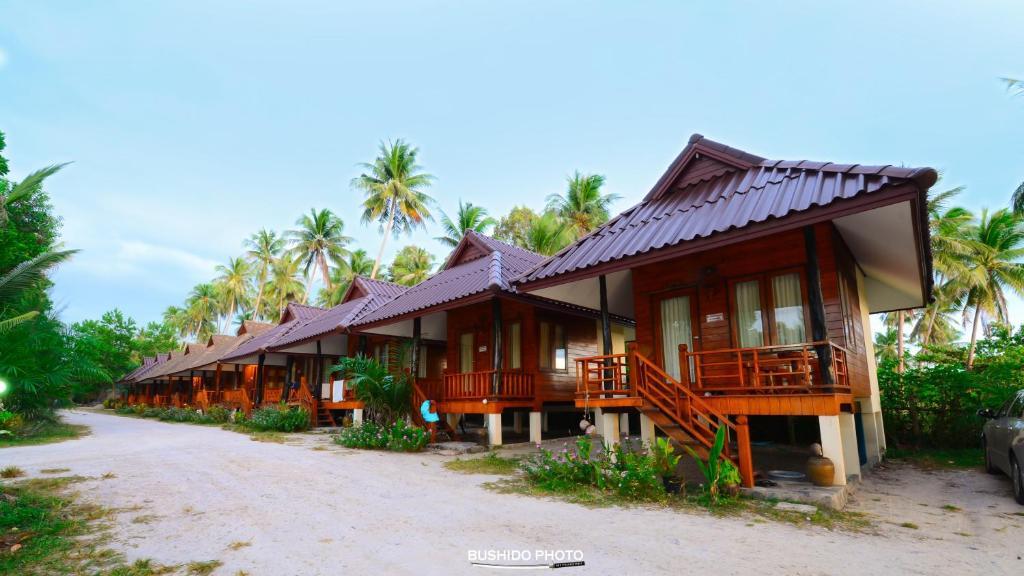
807, 456, 835, 487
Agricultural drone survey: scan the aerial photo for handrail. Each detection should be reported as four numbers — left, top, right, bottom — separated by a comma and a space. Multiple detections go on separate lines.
683, 341, 851, 394
442, 370, 534, 400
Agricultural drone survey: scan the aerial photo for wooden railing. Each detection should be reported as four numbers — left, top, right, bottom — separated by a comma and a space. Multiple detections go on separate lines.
441, 370, 534, 400
221, 388, 253, 414
683, 341, 851, 395
152, 395, 169, 407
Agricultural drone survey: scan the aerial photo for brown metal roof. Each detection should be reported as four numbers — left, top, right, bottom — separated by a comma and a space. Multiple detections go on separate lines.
219, 302, 327, 362
518, 134, 937, 288
353, 232, 545, 327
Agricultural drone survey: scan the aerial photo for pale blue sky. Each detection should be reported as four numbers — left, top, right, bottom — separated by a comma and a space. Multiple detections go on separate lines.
1, 1, 1023, 330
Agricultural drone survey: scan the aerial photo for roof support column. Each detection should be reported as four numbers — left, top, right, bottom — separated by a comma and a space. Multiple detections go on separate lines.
804, 225, 834, 384
255, 353, 266, 406
411, 317, 422, 384
599, 274, 613, 391
315, 340, 324, 401
283, 356, 294, 402
492, 298, 503, 397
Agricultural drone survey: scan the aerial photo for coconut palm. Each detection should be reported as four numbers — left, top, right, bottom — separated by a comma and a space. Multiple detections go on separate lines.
352, 139, 435, 279
162, 305, 188, 339
184, 283, 221, 341
949, 209, 1024, 368
243, 229, 285, 321
546, 171, 619, 239
526, 210, 574, 256
265, 254, 306, 320
287, 208, 351, 301
389, 245, 435, 286
317, 249, 374, 307
0, 249, 77, 334
214, 256, 252, 333
873, 328, 898, 364
0, 163, 69, 226
913, 280, 965, 347
435, 200, 496, 248
880, 311, 914, 373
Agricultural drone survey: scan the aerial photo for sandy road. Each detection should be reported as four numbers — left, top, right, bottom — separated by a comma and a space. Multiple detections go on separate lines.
1, 410, 1021, 575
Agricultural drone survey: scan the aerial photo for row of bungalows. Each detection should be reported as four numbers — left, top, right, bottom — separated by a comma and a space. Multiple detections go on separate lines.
118, 134, 936, 489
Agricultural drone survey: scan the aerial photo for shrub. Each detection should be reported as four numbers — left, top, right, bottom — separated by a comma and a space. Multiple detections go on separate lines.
330, 354, 412, 424
131, 404, 148, 416
205, 405, 231, 423
0, 409, 23, 435
684, 426, 740, 505
244, 405, 309, 432
522, 436, 664, 501
334, 420, 430, 452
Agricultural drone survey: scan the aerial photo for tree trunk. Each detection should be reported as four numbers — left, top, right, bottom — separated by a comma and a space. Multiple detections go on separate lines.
319, 253, 333, 292
896, 310, 905, 374
253, 267, 266, 321
967, 305, 982, 370
370, 205, 396, 280
922, 305, 937, 346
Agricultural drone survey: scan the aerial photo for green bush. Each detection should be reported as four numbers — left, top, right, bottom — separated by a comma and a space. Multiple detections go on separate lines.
522, 436, 664, 501
131, 404, 148, 416
330, 354, 412, 424
205, 405, 232, 423
244, 405, 309, 432
141, 407, 165, 419
334, 420, 430, 452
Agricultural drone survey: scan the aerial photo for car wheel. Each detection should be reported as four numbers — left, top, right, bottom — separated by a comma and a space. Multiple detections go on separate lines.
984, 438, 999, 475
1013, 457, 1024, 506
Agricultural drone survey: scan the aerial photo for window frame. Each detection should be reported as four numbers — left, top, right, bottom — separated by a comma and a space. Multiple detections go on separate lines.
538, 319, 569, 373
728, 267, 811, 348
505, 321, 522, 370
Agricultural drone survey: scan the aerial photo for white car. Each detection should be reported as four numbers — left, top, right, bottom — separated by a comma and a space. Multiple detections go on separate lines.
980, 390, 1024, 505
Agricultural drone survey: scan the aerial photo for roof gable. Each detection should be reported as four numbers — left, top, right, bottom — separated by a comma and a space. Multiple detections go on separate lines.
644, 134, 765, 202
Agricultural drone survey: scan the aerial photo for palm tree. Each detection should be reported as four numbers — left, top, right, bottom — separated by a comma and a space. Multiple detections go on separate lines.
913, 280, 964, 347
287, 208, 351, 301
317, 249, 374, 307
162, 305, 188, 339
493, 206, 539, 249
0, 249, 77, 334
214, 256, 252, 333
950, 209, 1024, 368
873, 328, 898, 364
352, 139, 435, 279
265, 254, 306, 320
546, 171, 620, 239
435, 200, 496, 247
0, 163, 69, 226
389, 245, 435, 286
526, 210, 574, 256
243, 229, 284, 321
881, 311, 913, 373
184, 283, 221, 341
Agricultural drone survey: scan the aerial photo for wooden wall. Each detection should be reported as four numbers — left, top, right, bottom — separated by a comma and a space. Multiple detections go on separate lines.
630, 222, 872, 398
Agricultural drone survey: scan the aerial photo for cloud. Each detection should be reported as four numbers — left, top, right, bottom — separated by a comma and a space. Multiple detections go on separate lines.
70, 240, 219, 282
0, 48, 7, 68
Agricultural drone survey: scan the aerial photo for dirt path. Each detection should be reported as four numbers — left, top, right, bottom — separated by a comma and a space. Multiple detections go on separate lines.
2, 410, 1022, 575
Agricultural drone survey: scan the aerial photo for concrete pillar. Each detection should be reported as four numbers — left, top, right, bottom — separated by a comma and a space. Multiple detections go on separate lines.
446, 413, 459, 430
619, 413, 630, 437
874, 412, 887, 453
352, 408, 364, 427
838, 413, 861, 481
818, 415, 847, 486
513, 412, 524, 434
487, 413, 503, 446
542, 411, 549, 432
601, 411, 621, 448
857, 400, 883, 466
639, 413, 656, 446
529, 411, 542, 445
593, 408, 604, 436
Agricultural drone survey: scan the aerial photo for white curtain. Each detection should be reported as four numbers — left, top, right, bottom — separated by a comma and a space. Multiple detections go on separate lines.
459, 333, 474, 372
660, 295, 692, 381
539, 321, 551, 369
772, 273, 806, 345
508, 323, 522, 369
735, 280, 763, 347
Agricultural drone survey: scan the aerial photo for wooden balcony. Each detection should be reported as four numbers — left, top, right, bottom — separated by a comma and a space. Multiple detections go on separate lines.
576, 341, 853, 416
442, 370, 534, 401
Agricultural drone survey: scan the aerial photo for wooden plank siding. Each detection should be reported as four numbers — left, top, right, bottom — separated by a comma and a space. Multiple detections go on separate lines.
630, 222, 872, 408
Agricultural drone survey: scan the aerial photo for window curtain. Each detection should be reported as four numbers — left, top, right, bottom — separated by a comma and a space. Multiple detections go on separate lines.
659, 295, 692, 381
459, 333, 474, 373
735, 280, 764, 347
417, 345, 428, 378
508, 323, 522, 369
539, 322, 551, 369
772, 273, 806, 345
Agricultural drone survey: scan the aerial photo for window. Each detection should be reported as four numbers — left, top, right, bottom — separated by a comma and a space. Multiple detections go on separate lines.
507, 322, 522, 369
415, 345, 428, 378
459, 333, 474, 373
731, 270, 809, 347
539, 321, 568, 371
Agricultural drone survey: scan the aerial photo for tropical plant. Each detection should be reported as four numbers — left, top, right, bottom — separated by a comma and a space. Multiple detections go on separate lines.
389, 245, 435, 286
317, 249, 374, 307
243, 229, 285, 320
546, 171, 619, 239
650, 436, 681, 478
287, 208, 351, 299
493, 205, 538, 249
873, 328, 898, 364
244, 404, 310, 432
0, 250, 77, 334
525, 210, 573, 256
522, 436, 664, 501
184, 283, 221, 341
334, 420, 430, 452
435, 200, 495, 247
0, 163, 69, 227
331, 355, 412, 424
214, 256, 252, 333
683, 426, 736, 505
352, 139, 435, 279
265, 254, 306, 320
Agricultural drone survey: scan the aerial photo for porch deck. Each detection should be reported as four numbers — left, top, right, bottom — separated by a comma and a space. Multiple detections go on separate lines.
420, 370, 539, 413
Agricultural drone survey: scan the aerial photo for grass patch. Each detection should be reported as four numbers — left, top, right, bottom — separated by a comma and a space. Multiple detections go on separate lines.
247, 431, 285, 443
941, 504, 961, 512
101, 472, 117, 480
898, 521, 920, 529
187, 560, 223, 575
1, 466, 25, 478
227, 540, 251, 551
445, 452, 520, 475
39, 468, 71, 475
130, 514, 159, 524
886, 447, 983, 469
0, 421, 89, 448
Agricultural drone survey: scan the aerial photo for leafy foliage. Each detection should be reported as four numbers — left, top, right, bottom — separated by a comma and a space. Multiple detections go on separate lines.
522, 436, 664, 501
435, 200, 495, 247
240, 404, 310, 432
683, 426, 740, 505
388, 245, 435, 286
546, 171, 619, 239
334, 420, 430, 452
331, 354, 412, 424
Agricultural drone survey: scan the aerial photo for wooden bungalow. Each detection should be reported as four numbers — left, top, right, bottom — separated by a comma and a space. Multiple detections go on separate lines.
515, 134, 936, 487
350, 231, 634, 446
135, 344, 206, 407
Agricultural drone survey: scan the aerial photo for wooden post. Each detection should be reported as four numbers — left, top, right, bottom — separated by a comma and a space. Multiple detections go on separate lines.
282, 355, 294, 403
803, 225, 834, 384
492, 298, 503, 397
255, 353, 266, 406
315, 340, 324, 401
599, 275, 614, 391
626, 341, 640, 395
411, 317, 422, 385
736, 415, 755, 488
358, 335, 368, 356
677, 344, 690, 387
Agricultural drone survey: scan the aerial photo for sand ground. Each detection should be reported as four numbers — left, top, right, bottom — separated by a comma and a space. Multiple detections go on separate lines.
1, 409, 1022, 575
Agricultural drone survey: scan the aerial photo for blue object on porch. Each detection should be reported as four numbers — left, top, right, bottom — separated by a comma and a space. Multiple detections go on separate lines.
420, 400, 439, 423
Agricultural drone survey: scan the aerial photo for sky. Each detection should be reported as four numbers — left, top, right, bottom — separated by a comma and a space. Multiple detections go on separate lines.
1, 1, 1023, 331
